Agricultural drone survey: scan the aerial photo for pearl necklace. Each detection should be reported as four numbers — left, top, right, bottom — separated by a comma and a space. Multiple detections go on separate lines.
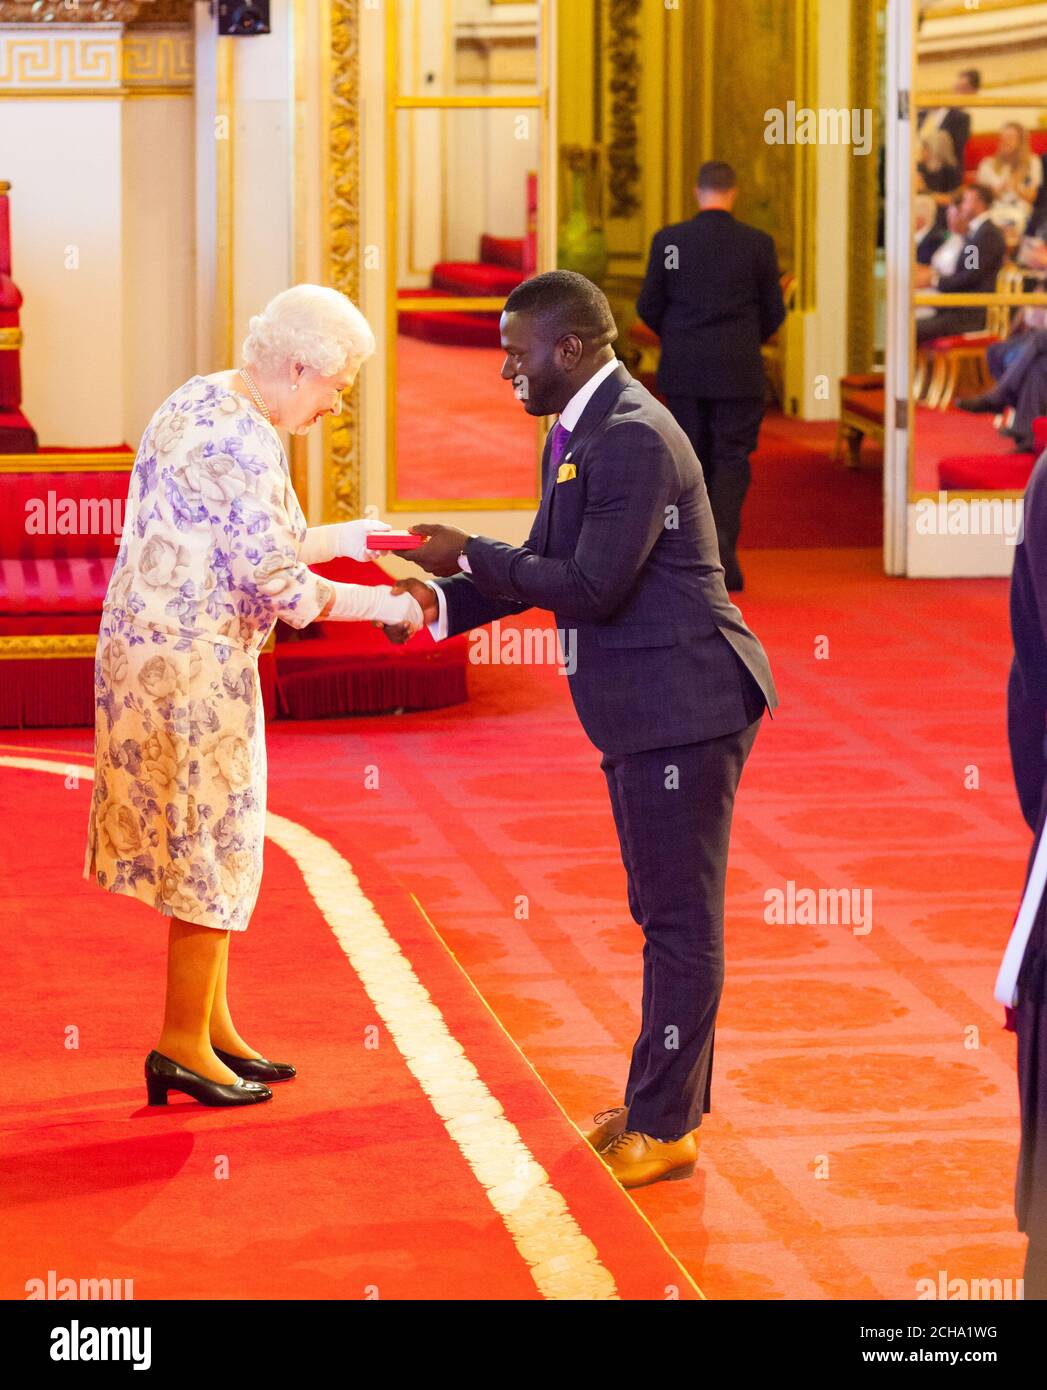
238, 368, 271, 423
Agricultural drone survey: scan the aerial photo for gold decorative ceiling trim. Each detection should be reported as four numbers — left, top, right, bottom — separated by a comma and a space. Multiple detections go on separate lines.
122, 31, 193, 86
0, 31, 120, 88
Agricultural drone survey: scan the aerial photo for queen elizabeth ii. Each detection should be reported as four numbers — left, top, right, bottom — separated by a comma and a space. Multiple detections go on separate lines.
83, 284, 421, 1109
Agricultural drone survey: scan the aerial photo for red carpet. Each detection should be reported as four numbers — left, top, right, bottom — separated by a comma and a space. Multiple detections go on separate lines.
913, 405, 1021, 493
743, 414, 881, 548
393, 342, 882, 545
395, 334, 539, 501
0, 755, 699, 1301
1, 546, 1029, 1299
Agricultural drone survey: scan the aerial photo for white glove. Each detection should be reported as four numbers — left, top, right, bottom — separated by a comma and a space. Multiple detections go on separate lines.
300, 519, 393, 565
325, 581, 424, 630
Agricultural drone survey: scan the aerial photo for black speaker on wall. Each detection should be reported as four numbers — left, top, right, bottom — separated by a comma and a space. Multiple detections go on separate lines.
218, 1, 271, 36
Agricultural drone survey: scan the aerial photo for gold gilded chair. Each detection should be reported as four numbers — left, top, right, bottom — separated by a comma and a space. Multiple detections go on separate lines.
922, 263, 1024, 411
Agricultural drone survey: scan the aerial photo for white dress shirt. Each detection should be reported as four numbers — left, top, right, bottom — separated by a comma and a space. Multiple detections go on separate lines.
425, 356, 621, 641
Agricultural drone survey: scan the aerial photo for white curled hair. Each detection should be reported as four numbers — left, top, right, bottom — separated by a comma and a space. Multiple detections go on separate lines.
242, 284, 376, 378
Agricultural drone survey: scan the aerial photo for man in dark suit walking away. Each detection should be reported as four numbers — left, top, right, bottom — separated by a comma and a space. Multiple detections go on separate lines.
385, 270, 778, 1189
636, 161, 785, 592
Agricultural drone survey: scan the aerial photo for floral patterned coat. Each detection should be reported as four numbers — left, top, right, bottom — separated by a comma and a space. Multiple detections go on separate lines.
83, 375, 334, 931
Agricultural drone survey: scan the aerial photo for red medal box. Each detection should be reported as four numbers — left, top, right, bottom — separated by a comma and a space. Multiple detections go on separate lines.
367, 532, 426, 551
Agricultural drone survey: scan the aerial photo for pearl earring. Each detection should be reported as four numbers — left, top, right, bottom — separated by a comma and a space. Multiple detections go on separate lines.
291, 383, 299, 392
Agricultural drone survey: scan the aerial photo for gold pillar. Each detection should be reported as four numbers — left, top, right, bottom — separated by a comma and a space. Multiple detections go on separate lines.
848, 0, 882, 374
215, 38, 235, 372
323, 0, 363, 521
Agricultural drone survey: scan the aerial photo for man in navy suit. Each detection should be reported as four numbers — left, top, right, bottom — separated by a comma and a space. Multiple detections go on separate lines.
915, 183, 1006, 342
636, 161, 785, 593
387, 270, 777, 1189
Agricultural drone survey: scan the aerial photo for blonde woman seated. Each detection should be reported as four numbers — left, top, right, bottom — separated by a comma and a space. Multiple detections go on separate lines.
976, 122, 1042, 235
916, 129, 962, 225
83, 285, 422, 1109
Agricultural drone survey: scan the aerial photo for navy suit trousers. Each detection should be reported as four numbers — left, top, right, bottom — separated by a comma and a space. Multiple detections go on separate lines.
601, 712, 762, 1138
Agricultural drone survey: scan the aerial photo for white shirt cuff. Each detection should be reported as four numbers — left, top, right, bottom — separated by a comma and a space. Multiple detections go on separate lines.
426, 580, 449, 642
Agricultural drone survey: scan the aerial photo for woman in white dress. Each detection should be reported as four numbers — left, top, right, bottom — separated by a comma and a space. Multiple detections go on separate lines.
976, 122, 1042, 236
83, 285, 423, 1108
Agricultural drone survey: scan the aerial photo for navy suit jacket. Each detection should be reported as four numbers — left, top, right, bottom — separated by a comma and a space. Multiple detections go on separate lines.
636, 209, 785, 399
435, 363, 778, 757
1009, 449, 1047, 833
937, 219, 1006, 295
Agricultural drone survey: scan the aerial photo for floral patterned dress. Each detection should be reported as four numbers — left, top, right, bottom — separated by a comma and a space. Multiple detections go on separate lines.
83, 375, 334, 931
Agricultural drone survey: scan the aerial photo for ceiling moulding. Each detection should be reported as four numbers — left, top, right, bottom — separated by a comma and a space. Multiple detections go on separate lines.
127, 0, 193, 27
917, 0, 1047, 55
0, 0, 159, 21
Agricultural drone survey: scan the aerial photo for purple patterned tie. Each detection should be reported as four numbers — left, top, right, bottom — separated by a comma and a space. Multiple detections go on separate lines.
549, 420, 571, 469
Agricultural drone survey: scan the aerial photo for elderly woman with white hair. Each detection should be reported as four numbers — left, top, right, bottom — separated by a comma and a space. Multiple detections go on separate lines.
83, 284, 421, 1109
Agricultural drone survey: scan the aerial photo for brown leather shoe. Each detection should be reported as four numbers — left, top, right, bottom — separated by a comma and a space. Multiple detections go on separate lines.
600, 1129, 698, 1189
582, 1105, 630, 1151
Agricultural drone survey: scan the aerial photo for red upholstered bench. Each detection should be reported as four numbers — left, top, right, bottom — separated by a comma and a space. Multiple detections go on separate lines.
938, 453, 1037, 491
0, 468, 127, 623
0, 458, 135, 725
835, 376, 886, 467
430, 261, 525, 298
938, 416, 1047, 491
0, 462, 468, 727
397, 236, 529, 349
272, 555, 469, 719
398, 289, 502, 349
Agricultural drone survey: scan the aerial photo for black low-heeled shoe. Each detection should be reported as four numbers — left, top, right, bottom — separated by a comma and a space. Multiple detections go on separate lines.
213, 1047, 296, 1083
144, 1050, 273, 1107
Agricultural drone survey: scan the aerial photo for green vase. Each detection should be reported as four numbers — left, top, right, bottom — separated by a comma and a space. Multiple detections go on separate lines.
557, 169, 608, 285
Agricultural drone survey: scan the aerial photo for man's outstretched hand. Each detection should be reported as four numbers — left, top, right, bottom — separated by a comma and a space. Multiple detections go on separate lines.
397, 523, 470, 577
380, 578, 438, 644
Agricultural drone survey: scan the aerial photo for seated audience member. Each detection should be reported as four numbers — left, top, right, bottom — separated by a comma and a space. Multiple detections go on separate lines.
1027, 145, 1047, 231
918, 69, 977, 169
976, 123, 1042, 236
955, 224, 1047, 410
957, 329, 1047, 451
917, 130, 962, 227
915, 195, 964, 321
915, 184, 1006, 343
915, 194, 946, 266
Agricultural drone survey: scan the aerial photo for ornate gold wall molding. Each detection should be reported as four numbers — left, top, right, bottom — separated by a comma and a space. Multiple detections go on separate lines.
0, 18, 191, 91
604, 0, 642, 221
848, 0, 882, 373
0, 633, 97, 660
794, 0, 817, 315
324, 0, 363, 521
705, 0, 800, 276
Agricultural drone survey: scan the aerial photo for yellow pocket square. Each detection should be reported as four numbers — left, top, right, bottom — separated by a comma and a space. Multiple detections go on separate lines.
556, 462, 577, 483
